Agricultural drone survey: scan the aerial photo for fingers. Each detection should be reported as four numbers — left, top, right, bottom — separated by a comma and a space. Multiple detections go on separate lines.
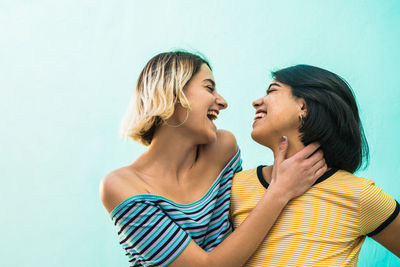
306, 149, 324, 167
295, 142, 320, 159
305, 149, 326, 181
309, 158, 327, 179
274, 136, 289, 166
313, 161, 328, 179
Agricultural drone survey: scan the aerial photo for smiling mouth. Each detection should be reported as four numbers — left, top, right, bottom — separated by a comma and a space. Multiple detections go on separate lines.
207, 110, 218, 120
254, 112, 267, 121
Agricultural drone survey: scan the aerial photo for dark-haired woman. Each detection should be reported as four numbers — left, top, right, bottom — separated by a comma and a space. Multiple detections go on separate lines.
231, 64, 400, 266
100, 53, 327, 266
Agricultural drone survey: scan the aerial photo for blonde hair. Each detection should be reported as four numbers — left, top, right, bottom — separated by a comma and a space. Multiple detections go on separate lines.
120, 51, 211, 145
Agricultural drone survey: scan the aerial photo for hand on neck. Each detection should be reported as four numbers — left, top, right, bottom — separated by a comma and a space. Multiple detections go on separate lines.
271, 135, 305, 159
262, 136, 306, 185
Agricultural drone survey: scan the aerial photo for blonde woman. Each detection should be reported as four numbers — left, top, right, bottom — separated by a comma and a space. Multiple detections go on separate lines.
100, 51, 327, 266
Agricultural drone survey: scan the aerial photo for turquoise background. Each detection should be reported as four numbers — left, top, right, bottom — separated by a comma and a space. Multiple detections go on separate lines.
1, 0, 399, 266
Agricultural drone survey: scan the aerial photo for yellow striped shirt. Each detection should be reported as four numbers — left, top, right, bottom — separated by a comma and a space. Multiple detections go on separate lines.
230, 167, 399, 266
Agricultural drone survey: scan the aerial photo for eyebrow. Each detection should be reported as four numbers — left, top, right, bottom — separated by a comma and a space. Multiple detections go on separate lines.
268, 82, 281, 90
203, 79, 215, 87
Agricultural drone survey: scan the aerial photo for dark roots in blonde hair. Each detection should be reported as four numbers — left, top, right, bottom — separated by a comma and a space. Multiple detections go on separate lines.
121, 50, 211, 146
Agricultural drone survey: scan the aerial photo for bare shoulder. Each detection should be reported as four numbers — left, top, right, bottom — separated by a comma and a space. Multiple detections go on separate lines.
99, 167, 147, 214
216, 129, 237, 151
204, 129, 238, 165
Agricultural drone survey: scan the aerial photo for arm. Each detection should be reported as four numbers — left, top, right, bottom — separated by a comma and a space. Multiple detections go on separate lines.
170, 137, 327, 267
372, 210, 400, 257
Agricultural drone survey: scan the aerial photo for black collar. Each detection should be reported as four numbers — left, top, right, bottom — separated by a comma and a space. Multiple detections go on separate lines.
256, 165, 338, 189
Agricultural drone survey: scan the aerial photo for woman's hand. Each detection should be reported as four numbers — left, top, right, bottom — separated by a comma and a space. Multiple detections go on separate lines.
269, 136, 327, 201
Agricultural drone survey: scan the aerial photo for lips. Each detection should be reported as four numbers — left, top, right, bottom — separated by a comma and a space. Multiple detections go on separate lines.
207, 109, 219, 120
254, 110, 267, 121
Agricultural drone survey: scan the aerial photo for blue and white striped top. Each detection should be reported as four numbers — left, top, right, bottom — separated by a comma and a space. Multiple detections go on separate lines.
110, 150, 242, 266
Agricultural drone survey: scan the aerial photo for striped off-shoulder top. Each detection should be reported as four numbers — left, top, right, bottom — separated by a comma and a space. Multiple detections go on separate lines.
110, 149, 242, 266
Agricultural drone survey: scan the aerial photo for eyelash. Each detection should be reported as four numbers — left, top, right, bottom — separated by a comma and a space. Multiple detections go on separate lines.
206, 86, 215, 92
266, 89, 275, 94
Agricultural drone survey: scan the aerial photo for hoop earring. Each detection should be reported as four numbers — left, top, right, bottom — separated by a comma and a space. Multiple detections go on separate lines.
166, 109, 189, 128
299, 114, 304, 125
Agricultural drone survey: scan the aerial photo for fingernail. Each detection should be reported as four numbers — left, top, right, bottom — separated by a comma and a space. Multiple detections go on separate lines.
281, 136, 287, 142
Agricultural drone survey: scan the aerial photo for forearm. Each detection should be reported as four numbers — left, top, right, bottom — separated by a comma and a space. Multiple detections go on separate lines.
206, 188, 289, 266
171, 140, 325, 266
373, 214, 400, 258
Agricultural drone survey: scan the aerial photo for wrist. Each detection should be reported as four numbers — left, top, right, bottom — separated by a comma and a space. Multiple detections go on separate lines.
265, 185, 291, 206
267, 183, 293, 205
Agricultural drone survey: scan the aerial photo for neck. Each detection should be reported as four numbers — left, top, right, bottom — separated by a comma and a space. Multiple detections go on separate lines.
135, 125, 202, 181
261, 136, 305, 184
269, 134, 305, 159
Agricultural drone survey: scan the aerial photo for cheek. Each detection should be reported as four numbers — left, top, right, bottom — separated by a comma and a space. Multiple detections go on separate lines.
263, 106, 300, 131
271, 98, 299, 119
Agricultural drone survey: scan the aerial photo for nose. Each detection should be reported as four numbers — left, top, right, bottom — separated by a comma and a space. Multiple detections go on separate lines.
216, 93, 228, 110
252, 97, 263, 109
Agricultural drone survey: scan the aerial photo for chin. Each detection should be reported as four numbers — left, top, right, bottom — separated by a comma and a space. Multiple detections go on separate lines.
251, 129, 271, 148
251, 129, 263, 145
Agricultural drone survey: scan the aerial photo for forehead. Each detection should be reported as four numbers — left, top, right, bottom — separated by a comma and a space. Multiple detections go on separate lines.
193, 64, 214, 81
270, 79, 282, 86
268, 80, 290, 89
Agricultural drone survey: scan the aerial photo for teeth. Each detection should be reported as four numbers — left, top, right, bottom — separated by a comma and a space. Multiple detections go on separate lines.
254, 112, 266, 120
207, 110, 218, 120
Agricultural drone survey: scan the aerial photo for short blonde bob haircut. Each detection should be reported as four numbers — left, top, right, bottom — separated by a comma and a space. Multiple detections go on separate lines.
120, 51, 211, 146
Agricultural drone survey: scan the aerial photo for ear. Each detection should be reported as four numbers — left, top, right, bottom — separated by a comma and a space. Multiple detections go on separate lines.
297, 97, 307, 115
173, 96, 181, 106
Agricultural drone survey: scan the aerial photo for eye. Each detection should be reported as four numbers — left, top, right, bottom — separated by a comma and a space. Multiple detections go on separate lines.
266, 89, 276, 95
206, 85, 215, 92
